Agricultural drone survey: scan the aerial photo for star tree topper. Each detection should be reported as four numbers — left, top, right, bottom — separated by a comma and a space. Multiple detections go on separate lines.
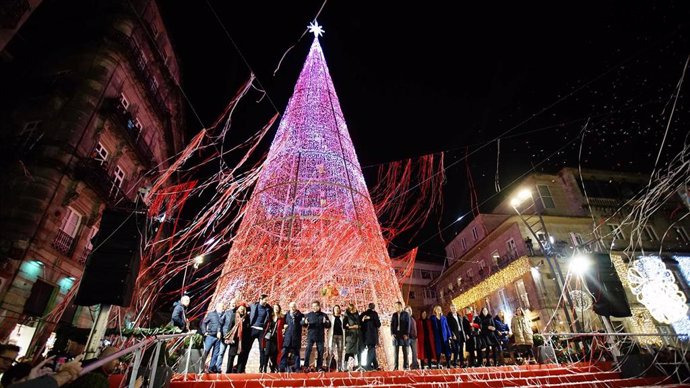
308, 21, 324, 38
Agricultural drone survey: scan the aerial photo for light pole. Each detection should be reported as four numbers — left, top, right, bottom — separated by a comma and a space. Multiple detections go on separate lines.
181, 254, 204, 296
510, 189, 582, 334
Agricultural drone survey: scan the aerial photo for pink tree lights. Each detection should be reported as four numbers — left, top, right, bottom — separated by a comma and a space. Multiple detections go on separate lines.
212, 23, 402, 339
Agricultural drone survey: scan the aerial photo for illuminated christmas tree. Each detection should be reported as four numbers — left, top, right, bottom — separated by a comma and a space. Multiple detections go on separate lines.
213, 22, 402, 344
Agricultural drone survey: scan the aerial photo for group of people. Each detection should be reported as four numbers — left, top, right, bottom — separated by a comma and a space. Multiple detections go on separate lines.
180, 293, 535, 374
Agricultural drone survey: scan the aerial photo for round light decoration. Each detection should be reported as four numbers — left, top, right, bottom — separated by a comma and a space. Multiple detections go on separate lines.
569, 289, 593, 311
627, 256, 688, 324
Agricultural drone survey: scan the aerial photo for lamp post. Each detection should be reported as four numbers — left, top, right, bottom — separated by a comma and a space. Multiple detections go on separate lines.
510, 189, 582, 334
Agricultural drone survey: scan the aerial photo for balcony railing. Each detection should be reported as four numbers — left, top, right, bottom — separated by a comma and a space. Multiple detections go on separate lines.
52, 230, 76, 256
78, 247, 91, 266
0, 0, 30, 29
75, 158, 134, 208
104, 99, 155, 167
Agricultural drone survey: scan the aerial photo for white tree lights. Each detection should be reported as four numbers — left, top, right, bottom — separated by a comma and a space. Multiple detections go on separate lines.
627, 256, 688, 324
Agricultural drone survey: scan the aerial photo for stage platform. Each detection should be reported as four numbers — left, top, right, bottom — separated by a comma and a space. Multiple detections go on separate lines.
109, 362, 680, 387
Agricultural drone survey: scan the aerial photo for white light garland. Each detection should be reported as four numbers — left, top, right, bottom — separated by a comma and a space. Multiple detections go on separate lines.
627, 255, 688, 324
569, 289, 593, 311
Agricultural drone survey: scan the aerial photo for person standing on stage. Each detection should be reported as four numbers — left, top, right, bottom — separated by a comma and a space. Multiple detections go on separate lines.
390, 301, 410, 370
430, 305, 452, 368
262, 304, 284, 373
170, 295, 190, 331
405, 306, 420, 369
463, 306, 480, 367
343, 303, 361, 371
493, 310, 510, 366
478, 307, 499, 366
417, 310, 435, 369
327, 305, 345, 371
302, 301, 331, 371
200, 302, 225, 373
280, 302, 304, 372
217, 298, 236, 373
446, 303, 466, 367
247, 294, 272, 373
226, 304, 250, 373
359, 303, 381, 371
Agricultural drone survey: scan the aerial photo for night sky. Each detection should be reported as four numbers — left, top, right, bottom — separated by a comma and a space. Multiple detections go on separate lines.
160, 1, 690, 260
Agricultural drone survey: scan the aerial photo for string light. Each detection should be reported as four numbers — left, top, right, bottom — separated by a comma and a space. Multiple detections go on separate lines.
451, 257, 530, 309
569, 290, 592, 311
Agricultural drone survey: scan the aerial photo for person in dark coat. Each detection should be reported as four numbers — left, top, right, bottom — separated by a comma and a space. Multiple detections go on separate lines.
405, 306, 420, 369
416, 310, 436, 369
301, 301, 331, 371
463, 306, 481, 367
262, 304, 285, 373
493, 310, 510, 366
200, 302, 225, 373
343, 303, 361, 371
478, 307, 499, 366
226, 304, 250, 373
446, 303, 467, 367
360, 303, 381, 371
247, 294, 272, 374
390, 301, 410, 370
217, 299, 236, 373
279, 301, 304, 372
170, 295, 190, 330
430, 305, 452, 368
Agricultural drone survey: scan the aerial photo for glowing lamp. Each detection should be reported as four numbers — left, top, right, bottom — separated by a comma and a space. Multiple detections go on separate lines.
570, 254, 591, 276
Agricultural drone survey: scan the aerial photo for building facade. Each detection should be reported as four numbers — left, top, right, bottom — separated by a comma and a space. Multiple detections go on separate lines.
438, 168, 690, 343
0, 0, 184, 355
392, 258, 443, 315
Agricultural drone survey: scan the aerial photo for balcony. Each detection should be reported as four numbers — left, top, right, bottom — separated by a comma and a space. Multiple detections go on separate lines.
75, 158, 134, 209
78, 247, 91, 266
104, 99, 155, 167
52, 230, 75, 256
0, 0, 30, 29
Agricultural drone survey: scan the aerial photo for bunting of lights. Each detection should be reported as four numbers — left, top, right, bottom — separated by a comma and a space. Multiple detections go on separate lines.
212, 27, 403, 320
451, 256, 531, 309
627, 255, 688, 324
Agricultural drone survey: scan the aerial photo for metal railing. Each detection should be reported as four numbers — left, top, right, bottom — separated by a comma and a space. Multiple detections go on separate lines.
79, 332, 195, 387
52, 230, 76, 256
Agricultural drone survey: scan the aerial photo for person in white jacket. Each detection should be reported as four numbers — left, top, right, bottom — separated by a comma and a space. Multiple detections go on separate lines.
327, 305, 346, 371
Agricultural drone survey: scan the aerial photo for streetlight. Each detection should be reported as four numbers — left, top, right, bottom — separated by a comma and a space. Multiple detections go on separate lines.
510, 188, 581, 333
182, 254, 205, 295
192, 255, 204, 269
570, 254, 591, 276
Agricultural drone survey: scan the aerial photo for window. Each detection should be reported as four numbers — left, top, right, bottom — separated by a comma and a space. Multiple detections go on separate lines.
466, 268, 474, 280
461, 238, 467, 251
498, 288, 509, 312
491, 250, 500, 266
537, 184, 555, 209
84, 226, 98, 250
94, 142, 109, 165
60, 207, 82, 238
424, 289, 437, 299
515, 279, 530, 309
643, 225, 659, 241
408, 291, 416, 300
472, 226, 479, 241
420, 271, 432, 280
118, 93, 129, 110
478, 260, 486, 274
675, 227, 689, 243
607, 224, 624, 240
111, 165, 125, 196
506, 238, 518, 255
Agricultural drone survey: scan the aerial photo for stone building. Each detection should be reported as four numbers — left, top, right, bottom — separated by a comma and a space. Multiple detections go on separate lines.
391, 258, 443, 315
437, 168, 690, 344
0, 0, 184, 355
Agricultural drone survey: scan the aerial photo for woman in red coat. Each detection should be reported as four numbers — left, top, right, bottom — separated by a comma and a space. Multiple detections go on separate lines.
416, 310, 436, 369
262, 304, 285, 373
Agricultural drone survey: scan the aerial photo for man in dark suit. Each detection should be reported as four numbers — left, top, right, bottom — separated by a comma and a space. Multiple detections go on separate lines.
200, 301, 225, 373
217, 298, 236, 373
302, 300, 331, 371
280, 301, 304, 372
243, 293, 271, 371
390, 301, 410, 370
360, 303, 381, 371
446, 303, 467, 367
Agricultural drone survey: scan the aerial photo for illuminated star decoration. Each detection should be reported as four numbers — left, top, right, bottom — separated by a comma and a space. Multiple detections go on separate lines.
308, 20, 324, 38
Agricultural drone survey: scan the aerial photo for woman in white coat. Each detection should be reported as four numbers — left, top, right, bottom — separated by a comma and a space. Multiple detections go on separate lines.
327, 305, 346, 371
